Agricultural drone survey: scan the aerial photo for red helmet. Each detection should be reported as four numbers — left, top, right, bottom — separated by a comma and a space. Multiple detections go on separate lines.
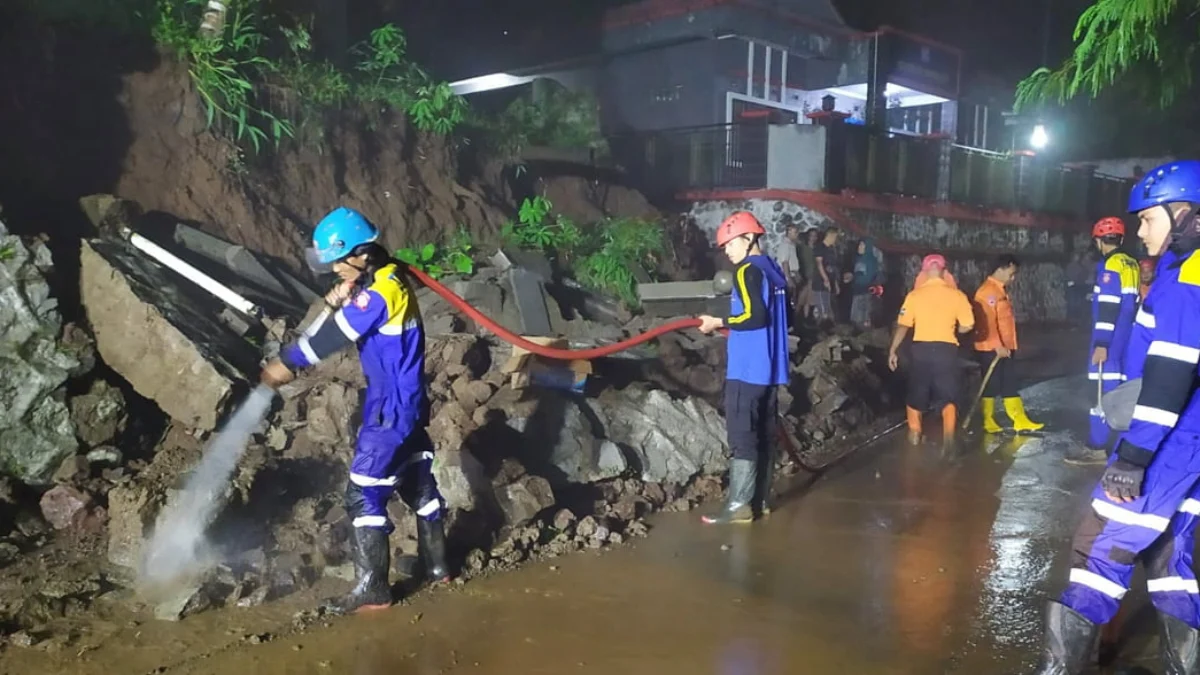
1092, 217, 1125, 238
715, 212, 766, 247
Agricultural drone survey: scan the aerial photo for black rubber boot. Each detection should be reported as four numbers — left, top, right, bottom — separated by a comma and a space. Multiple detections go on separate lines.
323, 527, 392, 615
418, 517, 451, 584
754, 445, 777, 518
1159, 612, 1200, 675
1034, 601, 1099, 674
702, 458, 757, 524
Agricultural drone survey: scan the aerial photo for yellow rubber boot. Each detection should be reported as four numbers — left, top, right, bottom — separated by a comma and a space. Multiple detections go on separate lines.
981, 398, 1004, 434
1004, 397, 1044, 433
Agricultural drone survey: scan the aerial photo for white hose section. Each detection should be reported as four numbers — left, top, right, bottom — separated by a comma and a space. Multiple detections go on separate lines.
127, 232, 260, 317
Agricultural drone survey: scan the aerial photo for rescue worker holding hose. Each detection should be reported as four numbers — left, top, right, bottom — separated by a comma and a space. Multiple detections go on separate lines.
1066, 217, 1141, 465
971, 255, 1044, 433
260, 207, 449, 614
1036, 160, 1200, 674
887, 254, 974, 448
697, 212, 790, 524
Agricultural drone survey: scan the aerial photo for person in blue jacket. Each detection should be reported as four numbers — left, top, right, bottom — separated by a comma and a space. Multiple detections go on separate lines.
260, 207, 449, 614
1035, 161, 1200, 674
1065, 217, 1142, 465
697, 212, 790, 524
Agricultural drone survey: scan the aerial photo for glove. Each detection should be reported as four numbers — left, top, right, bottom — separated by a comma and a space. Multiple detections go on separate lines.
1101, 458, 1146, 502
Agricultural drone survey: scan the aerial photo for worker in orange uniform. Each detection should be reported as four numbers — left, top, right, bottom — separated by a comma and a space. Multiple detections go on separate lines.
972, 255, 1044, 433
888, 254, 975, 447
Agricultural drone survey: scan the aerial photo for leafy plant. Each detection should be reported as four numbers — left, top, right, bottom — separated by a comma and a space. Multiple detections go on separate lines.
475, 78, 607, 156
1016, 0, 1196, 110
153, 0, 293, 152
0, 243, 16, 262
395, 229, 475, 279
350, 24, 469, 134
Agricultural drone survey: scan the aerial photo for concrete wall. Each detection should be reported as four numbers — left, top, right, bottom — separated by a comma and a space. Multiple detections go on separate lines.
687, 195, 1090, 322
603, 41, 723, 131
766, 125, 826, 190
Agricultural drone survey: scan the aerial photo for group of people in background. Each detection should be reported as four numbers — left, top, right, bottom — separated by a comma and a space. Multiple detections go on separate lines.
770, 224, 883, 329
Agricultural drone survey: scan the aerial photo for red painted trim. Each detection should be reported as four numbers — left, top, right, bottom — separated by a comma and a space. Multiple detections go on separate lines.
806, 110, 851, 120
683, 189, 1072, 258
679, 188, 1084, 230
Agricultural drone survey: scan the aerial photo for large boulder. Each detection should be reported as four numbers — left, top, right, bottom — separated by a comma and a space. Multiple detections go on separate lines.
79, 238, 260, 430
0, 219, 81, 484
598, 388, 728, 484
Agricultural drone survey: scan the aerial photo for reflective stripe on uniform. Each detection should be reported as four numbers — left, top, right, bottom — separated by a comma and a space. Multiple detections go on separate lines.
1069, 568, 1128, 598
1091, 499, 1171, 532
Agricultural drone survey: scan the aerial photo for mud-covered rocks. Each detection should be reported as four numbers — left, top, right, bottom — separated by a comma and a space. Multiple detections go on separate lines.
68, 380, 127, 448
431, 448, 488, 512
493, 472, 555, 527
106, 483, 157, 568
79, 238, 259, 430
0, 219, 82, 485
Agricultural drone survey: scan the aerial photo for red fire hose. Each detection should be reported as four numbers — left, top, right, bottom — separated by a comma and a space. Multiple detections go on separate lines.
406, 266, 709, 360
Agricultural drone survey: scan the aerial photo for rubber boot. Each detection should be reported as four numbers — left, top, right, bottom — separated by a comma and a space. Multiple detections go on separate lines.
941, 404, 957, 450
981, 398, 1004, 434
754, 443, 778, 518
323, 527, 392, 615
417, 517, 451, 584
1004, 397, 1045, 433
905, 406, 923, 445
1034, 601, 1099, 674
1158, 612, 1200, 675
702, 458, 756, 524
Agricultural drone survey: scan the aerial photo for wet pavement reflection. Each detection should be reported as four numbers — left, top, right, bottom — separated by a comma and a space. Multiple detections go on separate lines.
154, 376, 1161, 675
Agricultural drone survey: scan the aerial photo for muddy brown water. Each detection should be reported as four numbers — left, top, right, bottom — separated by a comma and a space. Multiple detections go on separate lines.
0, 378, 1165, 674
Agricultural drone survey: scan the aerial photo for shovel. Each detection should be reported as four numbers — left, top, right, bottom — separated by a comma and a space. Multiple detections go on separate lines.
961, 353, 1001, 431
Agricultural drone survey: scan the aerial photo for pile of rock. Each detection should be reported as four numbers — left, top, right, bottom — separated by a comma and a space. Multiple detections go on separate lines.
0, 206, 897, 639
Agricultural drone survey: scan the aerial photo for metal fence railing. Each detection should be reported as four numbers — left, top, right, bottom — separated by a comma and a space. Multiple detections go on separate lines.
611, 123, 768, 199
841, 126, 941, 200
616, 122, 1137, 219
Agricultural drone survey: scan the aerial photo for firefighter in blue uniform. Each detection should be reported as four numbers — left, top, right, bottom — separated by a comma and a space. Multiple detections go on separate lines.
697, 212, 790, 524
260, 207, 449, 614
1065, 217, 1141, 465
1035, 161, 1200, 674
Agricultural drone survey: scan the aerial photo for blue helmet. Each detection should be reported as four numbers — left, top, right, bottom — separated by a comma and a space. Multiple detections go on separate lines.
308, 207, 379, 269
1128, 161, 1200, 213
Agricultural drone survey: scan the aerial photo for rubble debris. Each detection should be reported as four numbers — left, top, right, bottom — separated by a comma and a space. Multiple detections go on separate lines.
68, 380, 127, 448
0, 219, 82, 484
39, 485, 93, 531
79, 238, 258, 430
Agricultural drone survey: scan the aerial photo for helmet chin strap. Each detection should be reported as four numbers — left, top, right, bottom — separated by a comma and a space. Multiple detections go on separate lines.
1166, 203, 1200, 256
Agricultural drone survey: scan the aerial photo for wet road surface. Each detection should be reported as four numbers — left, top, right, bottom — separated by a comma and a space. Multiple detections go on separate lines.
6, 376, 1167, 674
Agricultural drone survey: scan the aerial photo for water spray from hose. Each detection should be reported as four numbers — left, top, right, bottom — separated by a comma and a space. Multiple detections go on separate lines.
138, 385, 275, 591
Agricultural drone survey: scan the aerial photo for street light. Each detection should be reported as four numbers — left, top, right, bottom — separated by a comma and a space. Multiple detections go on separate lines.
1030, 124, 1049, 150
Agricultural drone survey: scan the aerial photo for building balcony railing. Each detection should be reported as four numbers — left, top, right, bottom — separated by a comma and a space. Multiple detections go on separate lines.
615, 122, 1136, 222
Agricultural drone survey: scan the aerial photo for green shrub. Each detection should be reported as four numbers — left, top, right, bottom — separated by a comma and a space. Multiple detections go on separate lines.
500, 196, 664, 305
396, 228, 475, 279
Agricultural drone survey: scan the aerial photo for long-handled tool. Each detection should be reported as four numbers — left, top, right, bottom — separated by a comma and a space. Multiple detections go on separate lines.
1089, 363, 1106, 422
961, 353, 1001, 431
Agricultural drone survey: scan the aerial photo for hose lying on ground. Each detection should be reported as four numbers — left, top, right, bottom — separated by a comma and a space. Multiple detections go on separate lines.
406, 265, 706, 360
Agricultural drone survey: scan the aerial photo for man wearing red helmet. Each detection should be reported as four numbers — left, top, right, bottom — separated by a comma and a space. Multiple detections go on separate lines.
1066, 217, 1141, 465
697, 212, 790, 524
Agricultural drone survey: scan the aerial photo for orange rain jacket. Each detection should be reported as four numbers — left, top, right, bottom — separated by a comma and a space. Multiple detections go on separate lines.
972, 276, 1017, 352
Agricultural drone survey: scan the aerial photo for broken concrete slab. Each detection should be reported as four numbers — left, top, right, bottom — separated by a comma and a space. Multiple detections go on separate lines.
0, 219, 81, 484
80, 238, 260, 430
